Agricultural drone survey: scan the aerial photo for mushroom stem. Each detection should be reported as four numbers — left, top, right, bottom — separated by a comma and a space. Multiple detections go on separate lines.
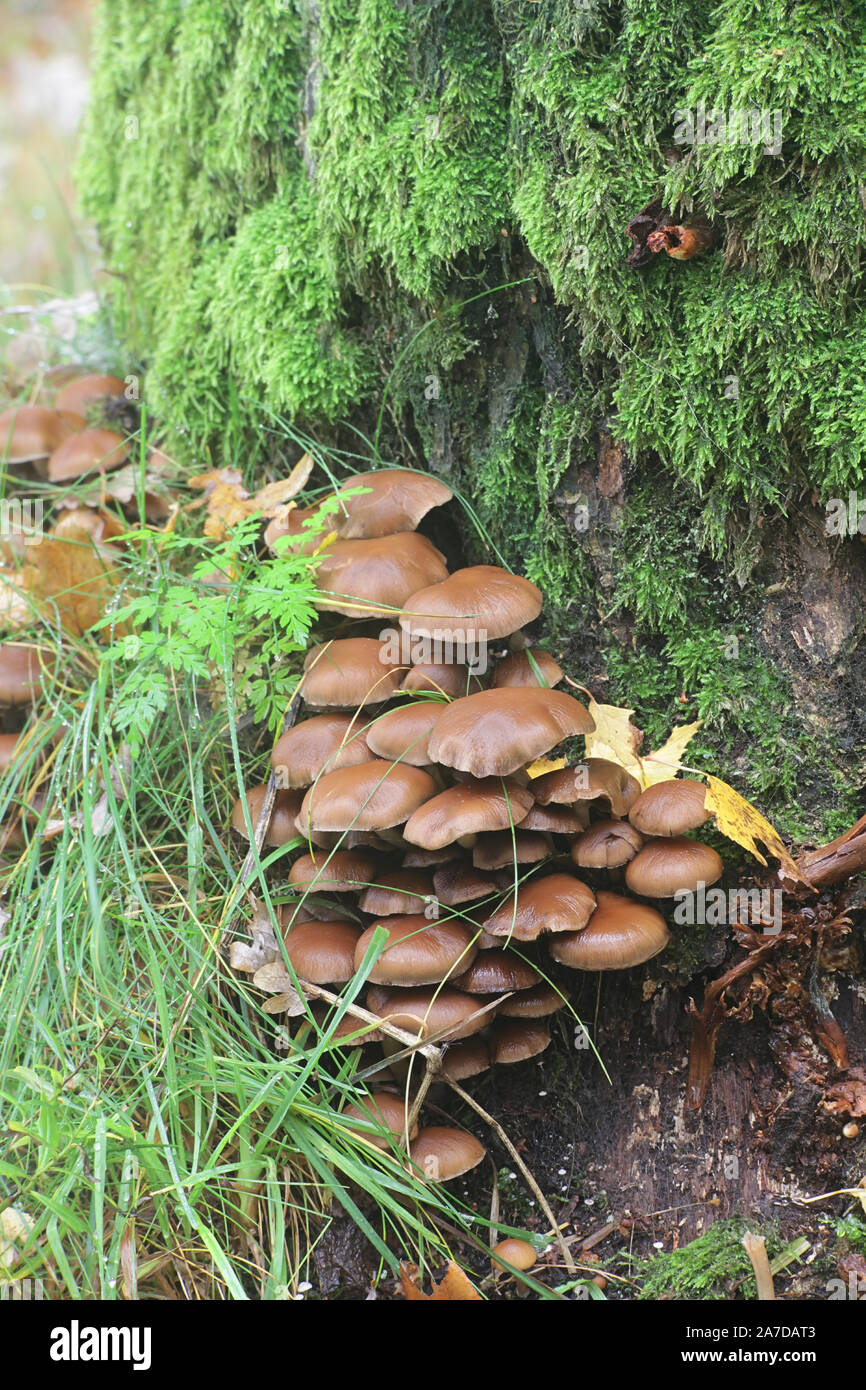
443, 1076, 577, 1276
741, 1231, 775, 1301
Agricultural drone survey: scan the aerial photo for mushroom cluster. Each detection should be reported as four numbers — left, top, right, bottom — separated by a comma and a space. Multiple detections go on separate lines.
229, 467, 723, 1183
0, 372, 143, 483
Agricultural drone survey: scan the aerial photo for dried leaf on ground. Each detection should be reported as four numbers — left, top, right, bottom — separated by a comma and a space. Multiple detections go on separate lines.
253, 959, 307, 1017
399, 1261, 482, 1300
704, 774, 810, 883
229, 903, 281, 974
190, 455, 314, 541
0, 521, 122, 636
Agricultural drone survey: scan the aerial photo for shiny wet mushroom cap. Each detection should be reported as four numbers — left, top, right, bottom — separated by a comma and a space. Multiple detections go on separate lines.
432, 861, 501, 905
48, 427, 130, 481
328, 468, 453, 538
366, 984, 493, 1041
628, 778, 711, 836
55, 373, 126, 416
497, 983, 566, 1018
625, 837, 723, 898
297, 760, 435, 836
549, 889, 670, 970
483, 872, 596, 941
403, 776, 534, 850
452, 949, 540, 995
302, 638, 403, 707
281, 919, 362, 983
571, 819, 643, 869
355, 915, 477, 985
271, 714, 371, 788
441, 1036, 491, 1081
0, 405, 84, 462
357, 868, 435, 917
342, 1092, 418, 1148
428, 688, 594, 778
0, 644, 43, 705
492, 648, 563, 689
489, 1017, 551, 1065
532, 758, 641, 817
491, 1237, 537, 1272
314, 532, 449, 618
400, 565, 542, 643
288, 848, 376, 893
472, 829, 551, 871
364, 700, 447, 766
410, 1126, 486, 1181
230, 786, 303, 845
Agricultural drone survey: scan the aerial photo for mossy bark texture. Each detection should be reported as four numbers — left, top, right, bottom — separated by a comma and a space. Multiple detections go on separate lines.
79, 0, 866, 835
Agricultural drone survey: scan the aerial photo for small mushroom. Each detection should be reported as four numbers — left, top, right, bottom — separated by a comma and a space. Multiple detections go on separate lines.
355, 915, 477, 985
533, 758, 641, 818
428, 688, 594, 778
400, 661, 484, 698
491, 1237, 537, 1272
628, 778, 710, 836
342, 1092, 418, 1148
400, 565, 542, 644
472, 829, 551, 870
55, 373, 126, 416
230, 786, 303, 845
483, 872, 596, 942
366, 984, 493, 1041
489, 1017, 550, 1065
48, 427, 130, 481
314, 532, 449, 618
302, 638, 404, 707
403, 776, 534, 850
492, 648, 563, 689
451, 949, 540, 995
270, 714, 371, 788
571, 819, 643, 869
441, 1036, 491, 1081
432, 861, 501, 905
0, 404, 84, 463
409, 1126, 486, 1181
497, 983, 566, 1019
364, 700, 447, 766
0, 643, 43, 705
549, 890, 670, 971
625, 837, 723, 897
358, 868, 435, 917
288, 848, 376, 893
282, 919, 362, 983
297, 760, 436, 837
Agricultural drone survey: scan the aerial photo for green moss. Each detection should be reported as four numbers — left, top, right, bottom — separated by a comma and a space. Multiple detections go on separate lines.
637, 1217, 774, 1300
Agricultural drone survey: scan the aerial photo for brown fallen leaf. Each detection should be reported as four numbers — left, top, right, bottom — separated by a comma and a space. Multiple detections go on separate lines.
703, 774, 811, 885
399, 1261, 482, 1300
190, 455, 314, 541
0, 520, 122, 637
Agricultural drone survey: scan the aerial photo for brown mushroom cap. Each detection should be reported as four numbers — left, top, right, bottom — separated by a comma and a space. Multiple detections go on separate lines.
628, 778, 711, 836
315, 532, 449, 618
358, 868, 435, 917
364, 700, 447, 766
491, 1237, 537, 1272
342, 1092, 418, 1148
231, 786, 303, 845
328, 468, 453, 538
0, 733, 25, 772
625, 837, 723, 898
48, 427, 130, 481
472, 829, 551, 871
497, 983, 567, 1019
549, 889, 671, 970
571, 819, 644, 869
441, 1036, 491, 1081
355, 915, 477, 985
492, 648, 563, 689
400, 565, 543, 643
428, 688, 594, 778
0, 643, 43, 705
403, 776, 533, 850
432, 861, 501, 905
271, 714, 371, 788
490, 1018, 551, 1065
400, 661, 484, 699
282, 919, 362, 983
0, 405, 84, 462
309, 1002, 383, 1047
302, 638, 403, 707
452, 949, 540, 995
410, 1126, 486, 1181
483, 872, 596, 941
264, 501, 329, 556
533, 758, 641, 817
55, 373, 126, 416
366, 984, 493, 1041
288, 848, 376, 893
298, 760, 435, 836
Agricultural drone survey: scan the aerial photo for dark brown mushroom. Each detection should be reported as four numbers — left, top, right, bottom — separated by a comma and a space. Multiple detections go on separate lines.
271, 714, 371, 788
428, 688, 594, 778
400, 565, 542, 644
625, 837, 723, 897
297, 760, 435, 837
482, 872, 596, 941
355, 915, 477, 985
628, 778, 710, 836
492, 648, 563, 689
549, 889, 670, 970
302, 638, 403, 707
315, 532, 449, 618
571, 819, 643, 869
403, 776, 533, 850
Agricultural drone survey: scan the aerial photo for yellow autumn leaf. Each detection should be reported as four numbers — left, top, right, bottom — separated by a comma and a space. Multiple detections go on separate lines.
584, 699, 644, 781
399, 1261, 482, 1300
642, 720, 702, 787
703, 774, 810, 884
192, 456, 315, 540
526, 755, 567, 779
